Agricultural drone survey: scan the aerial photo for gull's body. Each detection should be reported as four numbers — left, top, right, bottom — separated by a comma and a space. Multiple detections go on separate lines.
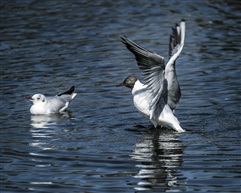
118, 20, 186, 133
29, 86, 77, 115
132, 79, 184, 132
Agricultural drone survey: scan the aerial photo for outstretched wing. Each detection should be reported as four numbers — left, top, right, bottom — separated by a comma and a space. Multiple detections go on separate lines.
166, 19, 185, 110
121, 36, 167, 127
169, 19, 185, 59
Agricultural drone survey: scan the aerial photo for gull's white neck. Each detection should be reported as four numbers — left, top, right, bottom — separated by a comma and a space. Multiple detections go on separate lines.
132, 80, 147, 95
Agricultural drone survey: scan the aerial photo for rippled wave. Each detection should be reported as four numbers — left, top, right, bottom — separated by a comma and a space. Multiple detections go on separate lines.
1, 0, 240, 192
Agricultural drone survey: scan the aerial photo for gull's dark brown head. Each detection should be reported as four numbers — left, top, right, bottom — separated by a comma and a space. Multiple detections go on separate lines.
116, 75, 137, 89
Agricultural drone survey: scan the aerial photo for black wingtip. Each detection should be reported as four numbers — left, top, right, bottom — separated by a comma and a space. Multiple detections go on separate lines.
69, 86, 75, 92
57, 86, 75, 96
181, 19, 185, 22
120, 35, 129, 45
120, 35, 128, 40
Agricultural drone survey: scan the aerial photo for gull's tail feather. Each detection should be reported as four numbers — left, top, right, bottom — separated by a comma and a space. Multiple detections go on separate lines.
71, 93, 77, 100
172, 122, 185, 133
158, 105, 186, 133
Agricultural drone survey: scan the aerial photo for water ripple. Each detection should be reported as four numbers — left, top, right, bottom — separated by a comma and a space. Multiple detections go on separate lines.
1, 0, 240, 192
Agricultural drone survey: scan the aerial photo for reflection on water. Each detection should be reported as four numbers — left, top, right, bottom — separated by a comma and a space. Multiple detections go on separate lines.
29, 112, 74, 150
30, 111, 72, 128
1, 0, 240, 192
131, 129, 184, 191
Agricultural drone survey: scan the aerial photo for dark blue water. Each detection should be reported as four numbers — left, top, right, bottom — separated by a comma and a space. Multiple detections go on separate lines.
1, 1, 240, 192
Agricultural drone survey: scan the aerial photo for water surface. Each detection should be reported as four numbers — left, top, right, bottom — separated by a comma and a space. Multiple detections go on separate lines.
1, 1, 240, 192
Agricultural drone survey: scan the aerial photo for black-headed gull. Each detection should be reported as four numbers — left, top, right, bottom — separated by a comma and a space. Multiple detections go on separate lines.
117, 20, 185, 133
28, 86, 77, 115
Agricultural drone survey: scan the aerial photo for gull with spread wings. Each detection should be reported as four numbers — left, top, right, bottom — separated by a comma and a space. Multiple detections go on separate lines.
117, 20, 186, 133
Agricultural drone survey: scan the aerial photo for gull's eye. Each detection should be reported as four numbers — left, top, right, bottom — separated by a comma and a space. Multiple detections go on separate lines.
37, 97, 40, 100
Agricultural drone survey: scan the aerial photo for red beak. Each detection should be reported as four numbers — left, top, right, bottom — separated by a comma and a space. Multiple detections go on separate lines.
26, 96, 33, 101
116, 83, 124, 87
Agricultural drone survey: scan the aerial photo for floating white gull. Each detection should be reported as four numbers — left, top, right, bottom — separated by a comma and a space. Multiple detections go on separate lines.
117, 20, 186, 133
28, 86, 77, 115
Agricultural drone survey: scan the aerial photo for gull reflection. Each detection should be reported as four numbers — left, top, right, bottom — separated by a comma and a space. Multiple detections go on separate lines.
29, 112, 73, 150
131, 128, 184, 191
30, 112, 71, 128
